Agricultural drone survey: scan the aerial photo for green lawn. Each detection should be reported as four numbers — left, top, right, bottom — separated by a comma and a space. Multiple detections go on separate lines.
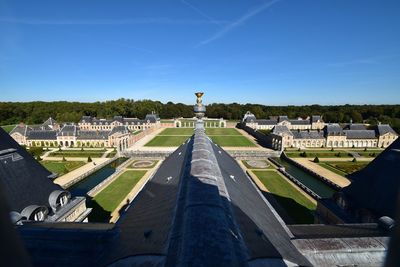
159, 128, 194, 135
205, 128, 241, 135
145, 135, 190, 146
318, 163, 347, 176
210, 136, 256, 147
286, 151, 352, 158
93, 170, 147, 212
322, 161, 369, 175
41, 160, 86, 175
50, 151, 105, 157
253, 170, 316, 224
50, 151, 104, 158
1, 124, 16, 133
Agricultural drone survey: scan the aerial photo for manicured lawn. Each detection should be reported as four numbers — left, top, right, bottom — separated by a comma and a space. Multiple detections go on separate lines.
205, 128, 241, 135
93, 170, 147, 212
318, 163, 347, 176
41, 160, 86, 175
145, 135, 190, 146
1, 124, 16, 133
253, 170, 316, 224
210, 136, 256, 147
159, 128, 194, 135
322, 161, 369, 175
286, 151, 352, 158
50, 151, 105, 157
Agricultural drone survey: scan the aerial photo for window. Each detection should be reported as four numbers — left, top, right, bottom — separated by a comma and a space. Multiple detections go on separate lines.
34, 211, 45, 221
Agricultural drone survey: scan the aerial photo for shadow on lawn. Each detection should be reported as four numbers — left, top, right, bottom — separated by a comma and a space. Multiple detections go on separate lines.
260, 190, 315, 224
87, 199, 111, 223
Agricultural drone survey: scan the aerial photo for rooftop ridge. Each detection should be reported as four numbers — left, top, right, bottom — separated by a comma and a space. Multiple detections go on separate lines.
177, 121, 248, 266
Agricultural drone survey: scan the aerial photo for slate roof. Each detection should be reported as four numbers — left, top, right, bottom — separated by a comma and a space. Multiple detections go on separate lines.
256, 119, 277, 125
10, 125, 28, 136
27, 130, 57, 140
290, 119, 311, 125
0, 128, 62, 213
311, 115, 323, 123
375, 124, 397, 136
344, 138, 400, 218
104, 122, 312, 266
278, 115, 289, 122
42, 117, 57, 127
324, 124, 345, 136
144, 114, 160, 123
243, 115, 257, 123
109, 126, 129, 136
344, 130, 376, 139
79, 116, 93, 123
344, 123, 367, 130
76, 130, 110, 140
292, 130, 324, 139
58, 125, 77, 136
272, 125, 293, 136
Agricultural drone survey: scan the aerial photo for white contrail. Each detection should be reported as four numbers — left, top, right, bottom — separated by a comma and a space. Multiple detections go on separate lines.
181, 0, 222, 26
196, 0, 282, 47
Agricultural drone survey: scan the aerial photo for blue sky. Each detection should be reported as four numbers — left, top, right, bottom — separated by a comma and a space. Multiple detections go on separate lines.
0, 0, 399, 105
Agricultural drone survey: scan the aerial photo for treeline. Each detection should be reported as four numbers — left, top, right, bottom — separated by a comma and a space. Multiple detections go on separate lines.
0, 99, 399, 132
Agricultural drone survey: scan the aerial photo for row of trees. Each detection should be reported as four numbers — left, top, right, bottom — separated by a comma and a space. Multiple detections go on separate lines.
1, 99, 399, 132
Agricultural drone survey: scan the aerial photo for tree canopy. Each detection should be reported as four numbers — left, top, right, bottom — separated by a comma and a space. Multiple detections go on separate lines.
1, 99, 399, 132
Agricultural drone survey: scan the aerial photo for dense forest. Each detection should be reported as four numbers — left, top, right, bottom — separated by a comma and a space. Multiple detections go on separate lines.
1, 99, 399, 132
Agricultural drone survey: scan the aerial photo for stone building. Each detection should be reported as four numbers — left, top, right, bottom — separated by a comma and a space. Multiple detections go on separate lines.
10, 114, 160, 150
78, 114, 160, 131
243, 112, 398, 149
242, 111, 325, 130
0, 128, 91, 224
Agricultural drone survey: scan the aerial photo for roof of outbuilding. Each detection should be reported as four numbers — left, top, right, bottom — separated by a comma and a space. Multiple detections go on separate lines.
375, 124, 397, 136
343, 123, 367, 130
344, 130, 376, 139
144, 114, 160, 123
272, 125, 293, 136
256, 119, 277, 125
42, 117, 57, 127
76, 130, 110, 140
58, 125, 76, 136
27, 130, 58, 140
290, 119, 310, 125
311, 115, 323, 123
292, 130, 324, 139
278, 115, 289, 122
324, 124, 344, 135
10, 125, 28, 136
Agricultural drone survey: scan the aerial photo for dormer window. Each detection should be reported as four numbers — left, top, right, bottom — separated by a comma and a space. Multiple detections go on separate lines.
34, 210, 45, 221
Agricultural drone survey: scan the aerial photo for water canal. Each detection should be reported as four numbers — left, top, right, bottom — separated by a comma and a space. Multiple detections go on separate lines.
273, 157, 336, 198
68, 157, 127, 197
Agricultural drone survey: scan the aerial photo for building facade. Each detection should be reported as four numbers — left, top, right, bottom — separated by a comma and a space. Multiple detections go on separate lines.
242, 111, 398, 150
10, 114, 160, 150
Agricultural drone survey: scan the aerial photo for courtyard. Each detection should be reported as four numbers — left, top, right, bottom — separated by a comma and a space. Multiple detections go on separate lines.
144, 127, 257, 147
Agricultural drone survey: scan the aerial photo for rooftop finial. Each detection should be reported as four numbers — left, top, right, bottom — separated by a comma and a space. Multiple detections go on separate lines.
194, 92, 206, 120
